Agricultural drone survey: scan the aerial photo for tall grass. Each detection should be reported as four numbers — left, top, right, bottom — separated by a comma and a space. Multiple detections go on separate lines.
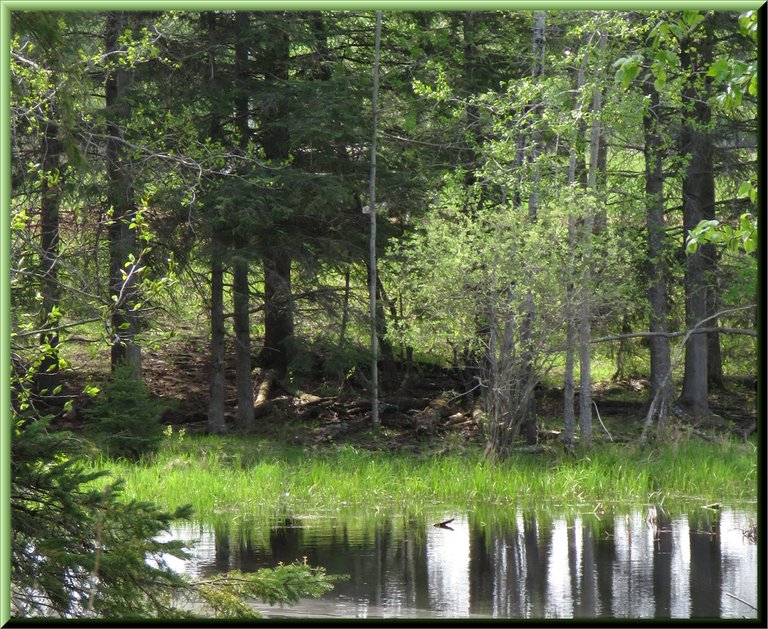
87, 434, 757, 527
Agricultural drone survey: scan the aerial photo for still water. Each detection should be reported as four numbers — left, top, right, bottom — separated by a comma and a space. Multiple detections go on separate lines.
165, 504, 758, 620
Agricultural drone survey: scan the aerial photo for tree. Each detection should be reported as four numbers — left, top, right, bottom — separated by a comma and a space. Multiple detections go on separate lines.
368, 10, 382, 427
642, 75, 674, 427
105, 11, 142, 376
10, 413, 335, 619
678, 15, 715, 417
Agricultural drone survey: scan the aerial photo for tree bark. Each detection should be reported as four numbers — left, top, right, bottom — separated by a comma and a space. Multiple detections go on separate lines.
258, 17, 294, 375
261, 249, 294, 375
643, 76, 674, 427
368, 10, 382, 427
707, 274, 725, 388
36, 119, 62, 397
563, 33, 591, 448
679, 26, 715, 417
105, 11, 141, 376
232, 254, 254, 430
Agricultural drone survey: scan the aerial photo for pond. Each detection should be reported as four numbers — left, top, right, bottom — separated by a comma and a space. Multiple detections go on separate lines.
163, 504, 758, 620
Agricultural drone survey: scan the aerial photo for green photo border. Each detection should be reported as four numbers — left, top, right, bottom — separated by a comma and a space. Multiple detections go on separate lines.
0, 0, 763, 624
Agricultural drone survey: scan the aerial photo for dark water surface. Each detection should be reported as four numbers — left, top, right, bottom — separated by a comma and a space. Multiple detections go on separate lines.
164, 504, 758, 619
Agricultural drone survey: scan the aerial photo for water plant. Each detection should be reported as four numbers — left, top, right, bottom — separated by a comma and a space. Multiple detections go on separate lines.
87, 434, 757, 528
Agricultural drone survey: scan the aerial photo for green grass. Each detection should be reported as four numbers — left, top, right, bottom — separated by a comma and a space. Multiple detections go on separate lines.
86, 433, 758, 527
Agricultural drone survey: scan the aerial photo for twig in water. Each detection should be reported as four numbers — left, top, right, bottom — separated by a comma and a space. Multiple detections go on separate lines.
434, 518, 455, 530
724, 591, 756, 611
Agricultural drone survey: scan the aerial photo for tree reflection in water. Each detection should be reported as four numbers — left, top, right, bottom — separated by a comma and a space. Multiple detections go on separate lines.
164, 505, 757, 619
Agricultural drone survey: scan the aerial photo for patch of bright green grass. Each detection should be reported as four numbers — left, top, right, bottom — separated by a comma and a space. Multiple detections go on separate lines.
87, 433, 757, 527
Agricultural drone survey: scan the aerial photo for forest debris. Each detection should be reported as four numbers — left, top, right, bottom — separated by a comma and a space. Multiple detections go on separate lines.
471, 399, 485, 424
446, 412, 466, 427
298, 392, 324, 404
254, 369, 276, 406
252, 396, 291, 419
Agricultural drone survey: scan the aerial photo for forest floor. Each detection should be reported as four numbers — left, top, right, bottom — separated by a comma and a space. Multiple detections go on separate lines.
57, 336, 758, 452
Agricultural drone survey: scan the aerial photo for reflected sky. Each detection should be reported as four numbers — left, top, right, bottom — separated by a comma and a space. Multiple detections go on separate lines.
161, 504, 758, 620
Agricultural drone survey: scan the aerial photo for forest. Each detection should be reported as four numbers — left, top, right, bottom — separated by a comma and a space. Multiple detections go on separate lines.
6, 7, 760, 621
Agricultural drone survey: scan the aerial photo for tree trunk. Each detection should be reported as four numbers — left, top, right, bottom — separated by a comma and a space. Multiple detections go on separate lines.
205, 12, 227, 434
679, 26, 714, 417
368, 11, 382, 427
232, 254, 254, 430
375, 273, 398, 383
261, 249, 294, 375
577, 31, 607, 448
105, 11, 141, 376
258, 17, 295, 376
521, 10, 546, 446
208, 250, 227, 434
643, 77, 674, 425
707, 272, 725, 389
563, 35, 590, 448
36, 119, 62, 397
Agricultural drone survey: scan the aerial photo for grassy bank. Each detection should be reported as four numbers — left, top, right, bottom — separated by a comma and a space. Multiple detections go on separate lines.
85, 432, 758, 526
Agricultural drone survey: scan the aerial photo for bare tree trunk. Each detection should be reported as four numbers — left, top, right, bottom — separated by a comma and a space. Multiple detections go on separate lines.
208, 250, 227, 434
105, 11, 141, 376
36, 119, 62, 397
521, 10, 546, 446
679, 26, 714, 417
577, 31, 607, 448
563, 34, 591, 448
368, 10, 382, 427
643, 76, 673, 426
233, 254, 254, 431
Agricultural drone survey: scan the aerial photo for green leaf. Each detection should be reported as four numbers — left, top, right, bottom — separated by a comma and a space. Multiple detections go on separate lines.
682, 11, 705, 29
707, 58, 730, 81
668, 22, 684, 40
738, 181, 752, 198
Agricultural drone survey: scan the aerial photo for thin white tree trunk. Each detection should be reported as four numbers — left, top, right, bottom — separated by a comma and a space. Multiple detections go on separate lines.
563, 35, 591, 447
368, 11, 382, 427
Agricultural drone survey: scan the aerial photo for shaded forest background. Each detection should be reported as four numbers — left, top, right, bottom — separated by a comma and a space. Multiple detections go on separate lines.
10, 9, 758, 456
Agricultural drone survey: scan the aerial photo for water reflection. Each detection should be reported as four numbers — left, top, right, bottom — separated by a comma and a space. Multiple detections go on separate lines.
168, 505, 758, 619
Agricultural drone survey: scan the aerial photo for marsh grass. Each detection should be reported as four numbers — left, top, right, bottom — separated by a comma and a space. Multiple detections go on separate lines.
88, 433, 757, 527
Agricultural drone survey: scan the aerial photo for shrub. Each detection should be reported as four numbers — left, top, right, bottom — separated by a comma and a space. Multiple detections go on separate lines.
83, 363, 164, 460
